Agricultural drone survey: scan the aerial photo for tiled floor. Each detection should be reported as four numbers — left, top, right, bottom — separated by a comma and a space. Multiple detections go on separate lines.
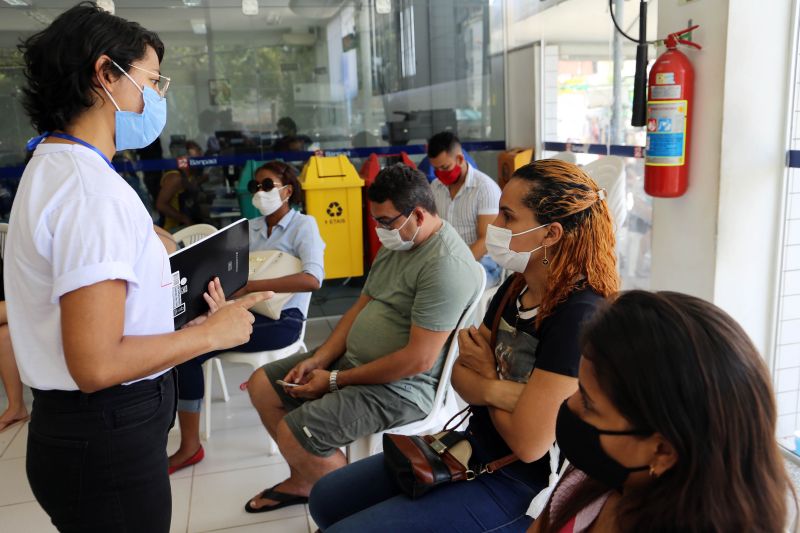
307, 279, 362, 319
0, 319, 336, 533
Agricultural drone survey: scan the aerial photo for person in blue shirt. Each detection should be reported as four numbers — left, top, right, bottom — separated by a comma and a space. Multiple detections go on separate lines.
169, 161, 326, 474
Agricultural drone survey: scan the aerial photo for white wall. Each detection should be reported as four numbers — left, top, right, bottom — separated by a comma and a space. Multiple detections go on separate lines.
650, 0, 728, 302
651, 0, 794, 356
714, 0, 794, 356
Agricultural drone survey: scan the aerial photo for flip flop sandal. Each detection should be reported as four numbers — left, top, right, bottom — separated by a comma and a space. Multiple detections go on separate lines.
0, 415, 30, 434
244, 483, 309, 513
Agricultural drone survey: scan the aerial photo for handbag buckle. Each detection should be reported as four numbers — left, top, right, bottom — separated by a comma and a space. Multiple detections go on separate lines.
466, 469, 476, 481
429, 438, 448, 455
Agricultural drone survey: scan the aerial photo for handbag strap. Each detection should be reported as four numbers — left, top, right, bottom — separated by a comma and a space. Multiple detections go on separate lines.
478, 274, 527, 474
483, 453, 519, 474
490, 274, 527, 349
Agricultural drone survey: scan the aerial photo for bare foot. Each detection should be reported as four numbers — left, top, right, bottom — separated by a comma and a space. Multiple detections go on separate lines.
0, 405, 29, 433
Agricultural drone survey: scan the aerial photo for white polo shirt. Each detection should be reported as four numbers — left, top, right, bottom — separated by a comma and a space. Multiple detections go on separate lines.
431, 164, 502, 246
5, 142, 174, 391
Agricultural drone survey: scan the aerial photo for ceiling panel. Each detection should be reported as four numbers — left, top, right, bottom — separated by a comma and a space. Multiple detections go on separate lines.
0, 0, 340, 34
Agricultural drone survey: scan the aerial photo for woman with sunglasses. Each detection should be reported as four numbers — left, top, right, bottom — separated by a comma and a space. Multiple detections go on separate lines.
169, 160, 326, 473
7, 4, 266, 531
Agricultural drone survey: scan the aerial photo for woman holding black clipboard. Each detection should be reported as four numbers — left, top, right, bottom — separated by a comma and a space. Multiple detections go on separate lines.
5, 4, 267, 531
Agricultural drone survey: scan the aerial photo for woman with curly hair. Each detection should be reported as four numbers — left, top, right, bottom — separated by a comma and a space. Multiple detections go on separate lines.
309, 159, 619, 532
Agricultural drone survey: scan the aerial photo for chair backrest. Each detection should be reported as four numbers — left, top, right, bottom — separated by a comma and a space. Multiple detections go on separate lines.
398, 270, 487, 430
548, 151, 578, 164
582, 156, 627, 231
0, 222, 8, 260
172, 223, 218, 248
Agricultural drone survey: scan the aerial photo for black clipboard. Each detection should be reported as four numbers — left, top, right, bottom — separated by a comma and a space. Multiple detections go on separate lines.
168, 219, 249, 330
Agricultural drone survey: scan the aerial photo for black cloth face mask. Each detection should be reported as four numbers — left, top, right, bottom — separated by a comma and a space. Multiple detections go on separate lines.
555, 400, 653, 491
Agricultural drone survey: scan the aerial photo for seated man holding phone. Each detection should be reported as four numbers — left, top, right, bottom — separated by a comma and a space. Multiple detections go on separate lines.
244, 163, 484, 513
168, 161, 325, 474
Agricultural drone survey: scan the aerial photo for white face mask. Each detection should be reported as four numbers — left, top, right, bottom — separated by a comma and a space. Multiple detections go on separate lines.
486, 222, 549, 273
252, 186, 288, 216
375, 213, 420, 252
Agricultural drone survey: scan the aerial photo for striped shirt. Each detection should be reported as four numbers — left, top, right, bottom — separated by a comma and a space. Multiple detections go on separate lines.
431, 164, 502, 246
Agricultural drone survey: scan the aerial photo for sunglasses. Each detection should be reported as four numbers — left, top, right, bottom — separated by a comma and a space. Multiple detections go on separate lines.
248, 179, 285, 194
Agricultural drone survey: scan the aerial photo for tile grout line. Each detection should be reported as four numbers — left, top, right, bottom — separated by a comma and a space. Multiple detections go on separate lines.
193, 512, 310, 533
190, 456, 289, 479
0, 498, 37, 509
0, 423, 24, 459
184, 466, 195, 533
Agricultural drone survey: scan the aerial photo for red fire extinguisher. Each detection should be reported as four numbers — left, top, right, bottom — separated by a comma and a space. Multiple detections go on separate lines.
644, 26, 701, 198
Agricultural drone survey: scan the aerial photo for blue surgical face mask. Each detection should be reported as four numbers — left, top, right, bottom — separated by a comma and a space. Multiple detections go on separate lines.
99, 61, 167, 151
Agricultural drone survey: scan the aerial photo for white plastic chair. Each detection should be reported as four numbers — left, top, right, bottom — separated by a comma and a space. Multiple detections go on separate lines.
202, 320, 308, 444
549, 151, 577, 164
346, 271, 487, 463
0, 222, 7, 259
172, 223, 218, 247
172, 223, 229, 437
473, 284, 500, 328
582, 156, 627, 231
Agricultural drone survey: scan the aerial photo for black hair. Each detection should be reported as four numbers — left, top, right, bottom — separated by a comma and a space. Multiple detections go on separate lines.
426, 131, 461, 158
367, 163, 437, 215
542, 291, 793, 532
19, 1, 164, 133
255, 161, 303, 206
277, 117, 297, 134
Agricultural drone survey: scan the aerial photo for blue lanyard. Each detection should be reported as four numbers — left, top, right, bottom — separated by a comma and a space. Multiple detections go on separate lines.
26, 132, 115, 171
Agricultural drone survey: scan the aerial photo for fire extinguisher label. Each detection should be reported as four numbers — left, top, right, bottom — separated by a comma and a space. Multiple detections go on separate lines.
655, 72, 675, 85
651, 84, 682, 99
645, 100, 688, 166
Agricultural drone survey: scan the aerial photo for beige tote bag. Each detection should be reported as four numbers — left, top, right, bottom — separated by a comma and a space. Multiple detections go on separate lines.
248, 250, 303, 319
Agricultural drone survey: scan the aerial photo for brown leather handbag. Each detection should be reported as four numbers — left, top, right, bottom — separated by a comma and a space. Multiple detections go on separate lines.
382, 275, 526, 499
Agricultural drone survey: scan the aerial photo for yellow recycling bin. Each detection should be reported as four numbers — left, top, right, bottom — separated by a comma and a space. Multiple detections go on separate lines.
300, 155, 364, 279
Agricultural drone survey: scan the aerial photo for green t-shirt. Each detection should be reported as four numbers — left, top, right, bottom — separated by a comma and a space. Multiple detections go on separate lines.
344, 220, 484, 412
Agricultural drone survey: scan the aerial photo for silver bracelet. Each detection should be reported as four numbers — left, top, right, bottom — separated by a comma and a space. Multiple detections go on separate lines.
329, 370, 339, 392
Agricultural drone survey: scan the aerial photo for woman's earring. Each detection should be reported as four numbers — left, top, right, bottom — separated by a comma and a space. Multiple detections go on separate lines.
542, 245, 549, 266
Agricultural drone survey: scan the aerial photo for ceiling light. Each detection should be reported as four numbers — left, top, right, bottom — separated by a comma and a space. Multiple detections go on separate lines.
182, 0, 202, 6
288, 0, 344, 19
3, 0, 31, 6
96, 0, 115, 14
190, 19, 206, 34
242, 0, 258, 16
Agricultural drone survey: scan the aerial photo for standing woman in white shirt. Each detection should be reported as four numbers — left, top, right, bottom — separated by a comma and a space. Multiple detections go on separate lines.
6, 4, 265, 532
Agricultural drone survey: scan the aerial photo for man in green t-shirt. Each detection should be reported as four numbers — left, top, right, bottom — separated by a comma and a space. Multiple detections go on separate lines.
244, 163, 484, 513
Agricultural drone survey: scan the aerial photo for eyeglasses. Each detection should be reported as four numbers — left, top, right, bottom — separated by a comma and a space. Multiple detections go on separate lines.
372, 211, 411, 230
248, 179, 283, 194
127, 63, 171, 98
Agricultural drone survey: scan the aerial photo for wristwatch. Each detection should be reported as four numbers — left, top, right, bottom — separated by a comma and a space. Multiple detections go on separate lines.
329, 370, 339, 392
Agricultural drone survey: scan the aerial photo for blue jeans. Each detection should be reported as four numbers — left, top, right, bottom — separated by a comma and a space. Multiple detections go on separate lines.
176, 308, 304, 412
309, 454, 538, 533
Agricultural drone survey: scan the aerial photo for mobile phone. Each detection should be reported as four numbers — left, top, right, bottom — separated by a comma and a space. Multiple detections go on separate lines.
275, 379, 300, 388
